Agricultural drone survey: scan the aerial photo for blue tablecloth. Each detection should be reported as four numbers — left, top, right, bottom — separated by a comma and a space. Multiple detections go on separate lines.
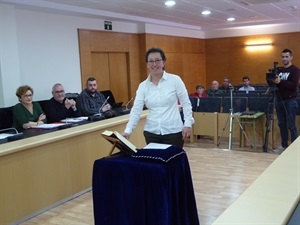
92, 146, 200, 225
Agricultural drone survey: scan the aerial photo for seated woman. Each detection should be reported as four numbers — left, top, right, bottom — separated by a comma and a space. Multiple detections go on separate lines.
190, 84, 208, 98
12, 85, 47, 130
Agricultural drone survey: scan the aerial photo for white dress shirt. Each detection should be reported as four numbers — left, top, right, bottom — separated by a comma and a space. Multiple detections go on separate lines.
124, 71, 194, 135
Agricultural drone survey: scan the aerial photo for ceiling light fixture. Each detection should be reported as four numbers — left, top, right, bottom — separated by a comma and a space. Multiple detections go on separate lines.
165, 1, 176, 7
227, 17, 235, 21
202, 10, 211, 15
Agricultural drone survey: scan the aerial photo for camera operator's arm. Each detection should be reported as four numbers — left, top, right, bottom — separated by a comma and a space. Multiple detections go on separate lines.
273, 77, 281, 84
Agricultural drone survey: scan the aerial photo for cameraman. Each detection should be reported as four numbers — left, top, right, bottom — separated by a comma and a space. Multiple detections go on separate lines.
271, 49, 300, 154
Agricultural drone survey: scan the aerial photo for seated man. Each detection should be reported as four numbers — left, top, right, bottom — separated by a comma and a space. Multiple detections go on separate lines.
45, 83, 81, 123
205, 80, 223, 95
238, 76, 255, 93
219, 77, 233, 93
76, 77, 112, 116
190, 84, 208, 98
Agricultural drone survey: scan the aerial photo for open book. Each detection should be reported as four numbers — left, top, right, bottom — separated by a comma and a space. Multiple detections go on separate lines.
101, 130, 137, 156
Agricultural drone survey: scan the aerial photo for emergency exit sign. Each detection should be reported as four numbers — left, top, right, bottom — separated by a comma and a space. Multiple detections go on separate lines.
104, 21, 112, 30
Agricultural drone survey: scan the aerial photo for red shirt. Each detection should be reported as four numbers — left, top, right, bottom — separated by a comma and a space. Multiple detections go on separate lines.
189, 92, 208, 98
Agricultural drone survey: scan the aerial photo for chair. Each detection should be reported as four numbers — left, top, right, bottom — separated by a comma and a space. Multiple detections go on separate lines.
100, 90, 123, 108
222, 97, 247, 113
0, 107, 13, 129
65, 93, 79, 100
236, 91, 260, 98
197, 97, 222, 113
248, 97, 270, 114
189, 97, 198, 112
38, 100, 49, 112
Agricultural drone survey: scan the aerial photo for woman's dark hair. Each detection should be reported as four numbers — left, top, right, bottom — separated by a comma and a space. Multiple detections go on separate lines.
145, 47, 166, 62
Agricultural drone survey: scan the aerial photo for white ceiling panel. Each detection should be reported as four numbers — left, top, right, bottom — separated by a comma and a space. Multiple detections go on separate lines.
0, 0, 299, 30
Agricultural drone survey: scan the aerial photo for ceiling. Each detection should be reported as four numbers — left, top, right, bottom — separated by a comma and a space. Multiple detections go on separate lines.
1, 0, 300, 31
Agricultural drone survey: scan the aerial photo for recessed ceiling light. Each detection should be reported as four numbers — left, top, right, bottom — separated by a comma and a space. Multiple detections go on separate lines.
165, 1, 176, 7
227, 17, 235, 21
202, 10, 211, 15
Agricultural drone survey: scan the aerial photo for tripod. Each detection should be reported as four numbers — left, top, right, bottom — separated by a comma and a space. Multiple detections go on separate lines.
263, 89, 276, 152
217, 87, 251, 150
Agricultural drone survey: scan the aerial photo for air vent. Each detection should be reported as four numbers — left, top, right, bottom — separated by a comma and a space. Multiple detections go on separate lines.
233, 0, 284, 6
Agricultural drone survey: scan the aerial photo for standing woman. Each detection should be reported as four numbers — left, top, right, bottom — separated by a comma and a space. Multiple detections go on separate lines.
13, 85, 46, 130
123, 47, 194, 148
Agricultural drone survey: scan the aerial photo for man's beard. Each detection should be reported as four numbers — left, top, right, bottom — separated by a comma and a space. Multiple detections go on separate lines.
88, 89, 96, 95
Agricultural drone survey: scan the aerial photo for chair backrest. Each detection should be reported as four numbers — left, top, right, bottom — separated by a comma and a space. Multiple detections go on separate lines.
222, 97, 247, 113
236, 91, 260, 98
248, 97, 270, 114
197, 97, 222, 113
0, 107, 13, 130
65, 93, 79, 100
189, 97, 198, 112
38, 100, 49, 112
100, 90, 116, 105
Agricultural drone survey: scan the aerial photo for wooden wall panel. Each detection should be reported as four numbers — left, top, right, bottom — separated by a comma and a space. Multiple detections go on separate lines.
108, 53, 129, 103
205, 32, 300, 87
91, 52, 110, 89
79, 30, 299, 98
78, 30, 140, 101
144, 34, 206, 93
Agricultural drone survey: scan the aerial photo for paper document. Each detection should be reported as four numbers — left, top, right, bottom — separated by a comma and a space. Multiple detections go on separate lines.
143, 143, 171, 149
31, 123, 67, 129
60, 117, 88, 123
0, 133, 15, 139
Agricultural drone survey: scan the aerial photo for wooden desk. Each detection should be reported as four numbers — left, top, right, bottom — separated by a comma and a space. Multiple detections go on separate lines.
233, 112, 265, 150
0, 112, 147, 225
212, 136, 300, 225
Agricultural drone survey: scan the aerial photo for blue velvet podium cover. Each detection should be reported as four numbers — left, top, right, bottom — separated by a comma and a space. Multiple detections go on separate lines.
92, 146, 200, 225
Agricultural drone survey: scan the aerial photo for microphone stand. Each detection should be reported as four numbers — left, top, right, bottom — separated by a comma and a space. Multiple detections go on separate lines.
125, 97, 134, 111
228, 86, 234, 150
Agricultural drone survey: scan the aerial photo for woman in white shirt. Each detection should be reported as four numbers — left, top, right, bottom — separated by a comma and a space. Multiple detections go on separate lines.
123, 47, 194, 148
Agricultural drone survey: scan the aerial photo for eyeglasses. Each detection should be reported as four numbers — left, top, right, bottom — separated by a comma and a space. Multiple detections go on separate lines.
23, 94, 33, 98
54, 90, 65, 94
147, 59, 163, 64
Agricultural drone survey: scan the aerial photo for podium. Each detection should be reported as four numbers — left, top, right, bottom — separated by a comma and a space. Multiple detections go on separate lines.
92, 146, 200, 225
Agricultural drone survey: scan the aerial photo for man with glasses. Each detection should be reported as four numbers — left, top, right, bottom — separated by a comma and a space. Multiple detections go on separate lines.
45, 83, 81, 123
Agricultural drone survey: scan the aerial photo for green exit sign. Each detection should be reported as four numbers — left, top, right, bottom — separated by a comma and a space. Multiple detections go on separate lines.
104, 21, 112, 30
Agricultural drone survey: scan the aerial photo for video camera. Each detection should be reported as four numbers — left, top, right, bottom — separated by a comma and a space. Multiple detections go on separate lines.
266, 62, 282, 87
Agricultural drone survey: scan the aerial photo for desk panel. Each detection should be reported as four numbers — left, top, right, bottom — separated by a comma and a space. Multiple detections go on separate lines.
0, 112, 147, 225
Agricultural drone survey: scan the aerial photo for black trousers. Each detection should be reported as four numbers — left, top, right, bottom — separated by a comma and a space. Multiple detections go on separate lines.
143, 131, 184, 148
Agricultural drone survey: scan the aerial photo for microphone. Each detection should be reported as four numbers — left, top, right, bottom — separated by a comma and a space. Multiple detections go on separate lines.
125, 97, 134, 111
98, 96, 110, 114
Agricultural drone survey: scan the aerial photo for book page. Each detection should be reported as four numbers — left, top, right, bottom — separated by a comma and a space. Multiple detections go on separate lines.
113, 131, 137, 153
